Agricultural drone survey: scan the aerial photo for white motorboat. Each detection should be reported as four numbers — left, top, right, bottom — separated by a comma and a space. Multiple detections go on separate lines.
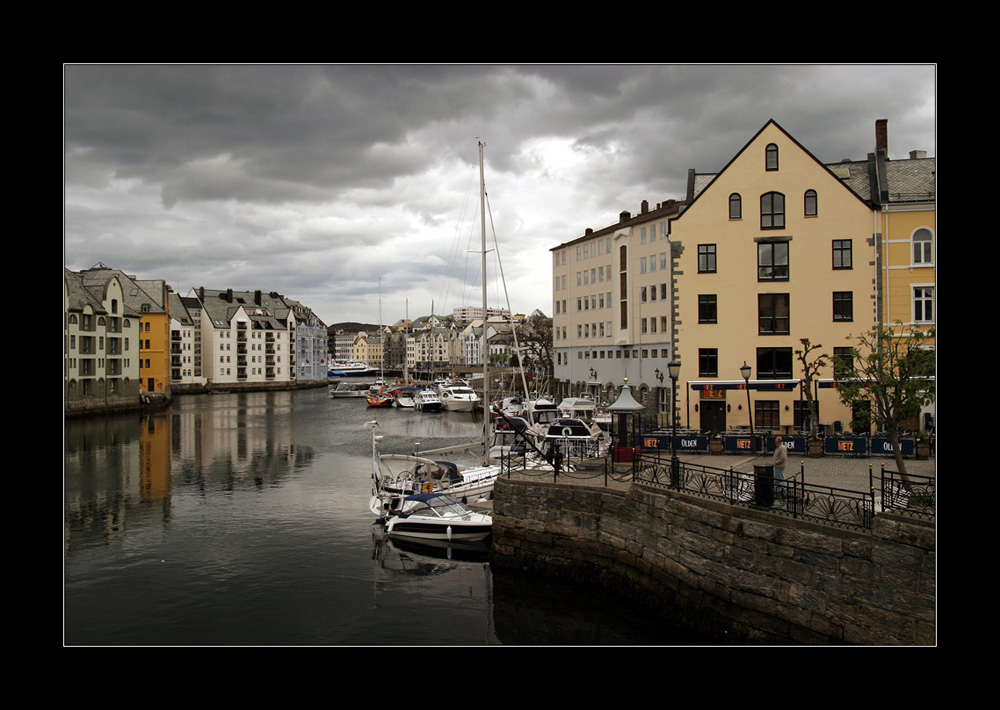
414, 389, 443, 412
329, 382, 369, 397
537, 417, 610, 460
440, 385, 480, 411
392, 387, 417, 408
558, 397, 597, 420
380, 493, 492, 543
439, 383, 480, 412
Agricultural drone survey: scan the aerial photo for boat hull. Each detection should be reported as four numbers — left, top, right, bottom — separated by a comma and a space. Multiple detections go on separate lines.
385, 517, 492, 542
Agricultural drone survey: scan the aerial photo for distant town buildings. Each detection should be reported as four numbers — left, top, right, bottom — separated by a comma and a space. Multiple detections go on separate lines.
65, 271, 329, 413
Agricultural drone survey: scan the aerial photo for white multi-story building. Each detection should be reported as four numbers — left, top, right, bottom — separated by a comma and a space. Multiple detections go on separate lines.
169, 292, 207, 387
552, 199, 685, 413
185, 287, 296, 386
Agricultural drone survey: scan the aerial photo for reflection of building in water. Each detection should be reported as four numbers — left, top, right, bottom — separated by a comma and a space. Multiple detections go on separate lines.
171, 392, 313, 486
65, 417, 170, 551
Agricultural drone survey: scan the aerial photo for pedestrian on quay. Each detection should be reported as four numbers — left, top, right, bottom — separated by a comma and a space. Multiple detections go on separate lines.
772, 436, 788, 493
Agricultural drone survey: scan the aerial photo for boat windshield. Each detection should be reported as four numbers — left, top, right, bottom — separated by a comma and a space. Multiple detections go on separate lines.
400, 495, 471, 518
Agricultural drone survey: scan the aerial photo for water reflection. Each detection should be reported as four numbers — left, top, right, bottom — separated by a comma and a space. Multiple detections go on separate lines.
65, 389, 712, 645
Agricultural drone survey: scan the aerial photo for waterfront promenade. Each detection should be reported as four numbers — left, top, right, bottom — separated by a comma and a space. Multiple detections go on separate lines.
499, 451, 935, 499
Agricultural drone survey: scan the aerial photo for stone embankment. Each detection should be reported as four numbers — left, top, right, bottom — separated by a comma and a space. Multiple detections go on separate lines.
489, 476, 934, 645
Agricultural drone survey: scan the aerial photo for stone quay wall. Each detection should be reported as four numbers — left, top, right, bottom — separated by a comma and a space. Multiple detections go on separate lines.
489, 478, 935, 645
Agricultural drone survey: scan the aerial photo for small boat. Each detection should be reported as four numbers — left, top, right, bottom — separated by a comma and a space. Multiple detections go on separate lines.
372, 453, 499, 507
558, 397, 598, 420
368, 419, 500, 515
537, 417, 609, 460
367, 385, 394, 408
381, 493, 492, 543
329, 382, 369, 398
439, 383, 480, 412
414, 389, 443, 412
392, 387, 417, 408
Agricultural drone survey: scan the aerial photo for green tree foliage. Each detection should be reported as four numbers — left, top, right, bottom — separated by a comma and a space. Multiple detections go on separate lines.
832, 322, 935, 480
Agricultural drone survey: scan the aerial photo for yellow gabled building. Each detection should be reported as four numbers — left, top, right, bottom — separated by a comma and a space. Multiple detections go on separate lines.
667, 119, 877, 444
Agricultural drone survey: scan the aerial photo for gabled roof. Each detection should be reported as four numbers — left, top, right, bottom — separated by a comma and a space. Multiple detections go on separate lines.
65, 268, 106, 314
681, 118, 874, 217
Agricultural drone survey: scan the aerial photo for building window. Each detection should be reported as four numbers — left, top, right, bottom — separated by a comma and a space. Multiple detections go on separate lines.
760, 192, 785, 229
757, 347, 793, 379
833, 292, 853, 321
766, 143, 779, 171
758, 241, 789, 280
912, 228, 934, 265
756, 400, 780, 429
914, 286, 934, 322
699, 348, 718, 377
832, 239, 852, 269
698, 295, 717, 323
698, 244, 717, 273
804, 189, 817, 216
758, 294, 790, 334
729, 193, 742, 220
833, 346, 853, 379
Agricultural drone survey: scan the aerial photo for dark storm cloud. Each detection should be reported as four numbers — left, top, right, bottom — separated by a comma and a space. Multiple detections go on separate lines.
64, 64, 935, 324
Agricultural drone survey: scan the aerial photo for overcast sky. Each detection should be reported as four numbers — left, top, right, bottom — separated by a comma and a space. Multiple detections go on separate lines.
64, 64, 936, 327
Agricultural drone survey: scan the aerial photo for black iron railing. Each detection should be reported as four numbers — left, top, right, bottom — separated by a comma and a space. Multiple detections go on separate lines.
632, 450, 878, 531
879, 465, 935, 520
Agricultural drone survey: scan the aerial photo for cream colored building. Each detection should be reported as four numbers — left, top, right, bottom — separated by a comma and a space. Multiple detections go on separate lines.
552, 199, 684, 415
669, 120, 877, 436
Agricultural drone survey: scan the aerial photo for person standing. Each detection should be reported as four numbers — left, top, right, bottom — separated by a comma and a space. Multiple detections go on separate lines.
772, 436, 788, 493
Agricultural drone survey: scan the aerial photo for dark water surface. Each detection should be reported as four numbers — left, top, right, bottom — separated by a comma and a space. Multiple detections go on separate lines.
64, 389, 706, 646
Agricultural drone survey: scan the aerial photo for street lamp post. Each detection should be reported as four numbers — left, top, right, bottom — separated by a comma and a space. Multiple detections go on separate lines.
740, 361, 755, 454
668, 359, 681, 487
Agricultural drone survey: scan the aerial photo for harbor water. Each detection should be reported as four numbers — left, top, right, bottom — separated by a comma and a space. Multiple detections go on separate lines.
64, 388, 708, 646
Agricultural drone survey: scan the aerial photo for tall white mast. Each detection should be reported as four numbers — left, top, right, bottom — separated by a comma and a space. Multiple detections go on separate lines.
479, 141, 490, 464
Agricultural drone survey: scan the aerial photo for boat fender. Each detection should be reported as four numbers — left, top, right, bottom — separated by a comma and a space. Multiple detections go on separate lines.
446, 525, 452, 541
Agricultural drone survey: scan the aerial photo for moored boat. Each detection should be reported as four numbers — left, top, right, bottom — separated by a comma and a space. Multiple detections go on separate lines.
414, 389, 443, 412
328, 361, 378, 381
381, 493, 492, 543
439, 383, 480, 412
392, 387, 417, 408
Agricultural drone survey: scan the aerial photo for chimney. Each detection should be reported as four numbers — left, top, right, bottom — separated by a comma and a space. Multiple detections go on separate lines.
875, 119, 888, 156
641, 200, 649, 214
620, 210, 631, 223
909, 150, 927, 160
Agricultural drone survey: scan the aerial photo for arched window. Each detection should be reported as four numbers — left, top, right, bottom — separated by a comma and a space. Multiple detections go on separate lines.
760, 192, 785, 229
766, 143, 779, 171
729, 193, 742, 219
804, 189, 817, 216
912, 228, 934, 265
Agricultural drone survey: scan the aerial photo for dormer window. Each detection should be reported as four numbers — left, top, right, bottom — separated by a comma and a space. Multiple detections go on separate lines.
766, 143, 779, 171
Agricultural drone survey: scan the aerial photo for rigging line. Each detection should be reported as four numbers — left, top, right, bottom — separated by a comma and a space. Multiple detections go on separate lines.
485, 192, 530, 399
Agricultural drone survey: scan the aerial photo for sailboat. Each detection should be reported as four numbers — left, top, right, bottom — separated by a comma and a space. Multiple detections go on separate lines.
369, 142, 502, 533
367, 282, 393, 408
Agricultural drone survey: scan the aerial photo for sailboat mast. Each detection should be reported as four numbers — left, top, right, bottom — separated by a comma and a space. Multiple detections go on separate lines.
479, 140, 490, 463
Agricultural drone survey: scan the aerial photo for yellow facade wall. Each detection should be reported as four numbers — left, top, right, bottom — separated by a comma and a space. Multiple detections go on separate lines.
669, 122, 876, 433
